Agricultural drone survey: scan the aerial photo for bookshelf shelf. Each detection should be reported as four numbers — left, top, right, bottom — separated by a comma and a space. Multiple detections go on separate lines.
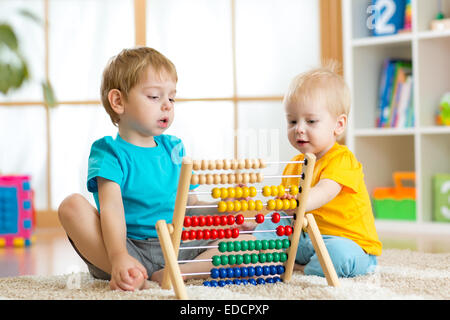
343, 0, 450, 234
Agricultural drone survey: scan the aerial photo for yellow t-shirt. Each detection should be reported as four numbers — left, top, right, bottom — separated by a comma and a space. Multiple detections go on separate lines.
282, 142, 382, 256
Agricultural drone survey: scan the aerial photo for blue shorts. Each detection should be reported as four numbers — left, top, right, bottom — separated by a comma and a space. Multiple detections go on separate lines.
254, 212, 378, 278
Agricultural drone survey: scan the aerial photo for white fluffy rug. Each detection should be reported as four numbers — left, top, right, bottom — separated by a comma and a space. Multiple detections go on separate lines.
0, 249, 448, 300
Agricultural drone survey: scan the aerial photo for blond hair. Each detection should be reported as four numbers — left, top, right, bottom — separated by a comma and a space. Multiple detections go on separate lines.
100, 47, 178, 125
284, 61, 351, 118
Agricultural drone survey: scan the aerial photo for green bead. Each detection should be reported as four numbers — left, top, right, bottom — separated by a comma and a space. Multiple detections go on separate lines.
259, 253, 266, 263
283, 239, 291, 248
269, 240, 276, 249
212, 255, 221, 266
251, 253, 259, 264
227, 241, 234, 252
243, 253, 251, 264
275, 239, 283, 249
240, 240, 248, 251
247, 240, 255, 251
221, 255, 229, 265
261, 240, 269, 250
254, 240, 262, 250
235, 254, 244, 265
266, 252, 273, 262
234, 241, 241, 252
228, 254, 236, 265
272, 252, 280, 262
280, 252, 287, 262
218, 242, 227, 253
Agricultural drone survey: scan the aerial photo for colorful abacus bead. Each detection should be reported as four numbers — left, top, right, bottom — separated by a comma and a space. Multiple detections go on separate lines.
255, 213, 264, 223
271, 212, 281, 223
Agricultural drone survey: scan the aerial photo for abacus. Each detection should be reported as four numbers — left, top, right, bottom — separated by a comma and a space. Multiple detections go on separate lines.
155, 155, 340, 300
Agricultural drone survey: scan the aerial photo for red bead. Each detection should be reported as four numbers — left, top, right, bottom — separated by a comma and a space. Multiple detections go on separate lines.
271, 212, 281, 224
255, 213, 265, 224
203, 229, 211, 240
210, 229, 218, 239
183, 217, 191, 227
227, 215, 235, 225
217, 229, 225, 239
181, 230, 189, 241
224, 229, 232, 239
276, 225, 285, 236
284, 225, 293, 236
220, 215, 228, 226
235, 214, 245, 225
205, 215, 214, 226
232, 228, 240, 238
189, 229, 197, 240
213, 216, 221, 226
198, 215, 206, 227
196, 230, 204, 240
191, 216, 199, 227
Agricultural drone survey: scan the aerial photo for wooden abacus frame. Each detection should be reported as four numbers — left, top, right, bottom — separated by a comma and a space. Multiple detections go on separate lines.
155, 155, 339, 300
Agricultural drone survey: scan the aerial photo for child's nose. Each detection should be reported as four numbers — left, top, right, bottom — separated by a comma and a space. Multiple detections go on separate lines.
161, 98, 172, 110
295, 123, 305, 134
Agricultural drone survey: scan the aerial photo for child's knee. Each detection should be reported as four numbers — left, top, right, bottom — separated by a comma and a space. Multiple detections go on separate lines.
58, 193, 86, 223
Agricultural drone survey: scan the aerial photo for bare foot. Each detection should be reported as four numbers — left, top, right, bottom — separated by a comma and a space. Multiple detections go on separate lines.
109, 268, 149, 291
294, 263, 305, 273
150, 269, 164, 286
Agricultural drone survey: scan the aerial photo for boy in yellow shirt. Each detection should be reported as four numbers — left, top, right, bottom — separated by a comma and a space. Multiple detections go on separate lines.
255, 65, 382, 277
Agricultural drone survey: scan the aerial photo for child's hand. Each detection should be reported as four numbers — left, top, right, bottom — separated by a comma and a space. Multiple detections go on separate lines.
110, 253, 148, 291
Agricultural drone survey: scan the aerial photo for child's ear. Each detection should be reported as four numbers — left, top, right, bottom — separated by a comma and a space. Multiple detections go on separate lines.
108, 89, 125, 115
334, 114, 347, 136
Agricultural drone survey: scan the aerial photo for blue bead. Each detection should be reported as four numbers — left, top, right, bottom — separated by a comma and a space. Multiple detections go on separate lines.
249, 278, 257, 285
270, 265, 277, 275
266, 277, 274, 284
256, 278, 265, 285
225, 279, 233, 285
218, 280, 226, 287
274, 276, 281, 283
247, 266, 255, 277
255, 266, 263, 276
227, 268, 234, 278
242, 279, 248, 285
203, 281, 211, 286
233, 267, 241, 278
240, 267, 248, 277
210, 280, 218, 287
233, 279, 241, 285
263, 266, 270, 276
277, 265, 285, 274
219, 268, 227, 278
210, 268, 219, 279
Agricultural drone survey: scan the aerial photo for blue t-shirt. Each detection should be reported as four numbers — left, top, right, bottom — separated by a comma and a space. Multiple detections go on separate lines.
87, 133, 188, 239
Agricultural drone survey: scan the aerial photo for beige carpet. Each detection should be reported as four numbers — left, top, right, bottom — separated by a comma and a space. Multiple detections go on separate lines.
0, 249, 449, 300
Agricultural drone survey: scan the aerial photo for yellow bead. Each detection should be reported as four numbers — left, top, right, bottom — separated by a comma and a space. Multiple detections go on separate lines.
276, 199, 284, 210
267, 199, 276, 210
0, 238, 6, 248
242, 187, 250, 198
262, 186, 271, 197
289, 185, 299, 196
271, 185, 279, 197
249, 186, 257, 197
248, 200, 256, 211
240, 200, 248, 211
233, 200, 241, 212
235, 187, 243, 198
278, 185, 285, 197
13, 238, 24, 247
227, 201, 235, 212
220, 187, 229, 199
290, 198, 297, 209
218, 201, 227, 213
283, 199, 291, 210
212, 187, 221, 199
255, 200, 263, 211
227, 187, 236, 199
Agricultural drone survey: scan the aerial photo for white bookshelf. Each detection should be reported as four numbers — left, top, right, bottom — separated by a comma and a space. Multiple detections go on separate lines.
342, 0, 450, 234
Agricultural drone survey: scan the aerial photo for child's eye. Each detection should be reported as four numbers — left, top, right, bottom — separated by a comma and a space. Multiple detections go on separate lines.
169, 98, 176, 103
288, 120, 297, 125
148, 96, 159, 100
307, 119, 317, 124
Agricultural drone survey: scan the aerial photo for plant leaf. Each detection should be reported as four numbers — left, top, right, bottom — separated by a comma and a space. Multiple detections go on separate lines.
18, 9, 43, 25
42, 80, 57, 108
0, 24, 18, 51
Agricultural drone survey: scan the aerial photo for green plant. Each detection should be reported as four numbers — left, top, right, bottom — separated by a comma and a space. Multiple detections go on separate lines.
0, 9, 56, 107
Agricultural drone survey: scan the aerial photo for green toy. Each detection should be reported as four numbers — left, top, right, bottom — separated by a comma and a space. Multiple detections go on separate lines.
436, 92, 450, 126
433, 174, 450, 222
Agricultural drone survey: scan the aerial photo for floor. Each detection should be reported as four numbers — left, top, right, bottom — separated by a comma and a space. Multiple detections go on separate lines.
1, 226, 450, 278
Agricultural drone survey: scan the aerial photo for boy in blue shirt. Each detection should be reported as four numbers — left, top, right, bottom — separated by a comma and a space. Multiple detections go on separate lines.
58, 47, 221, 291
